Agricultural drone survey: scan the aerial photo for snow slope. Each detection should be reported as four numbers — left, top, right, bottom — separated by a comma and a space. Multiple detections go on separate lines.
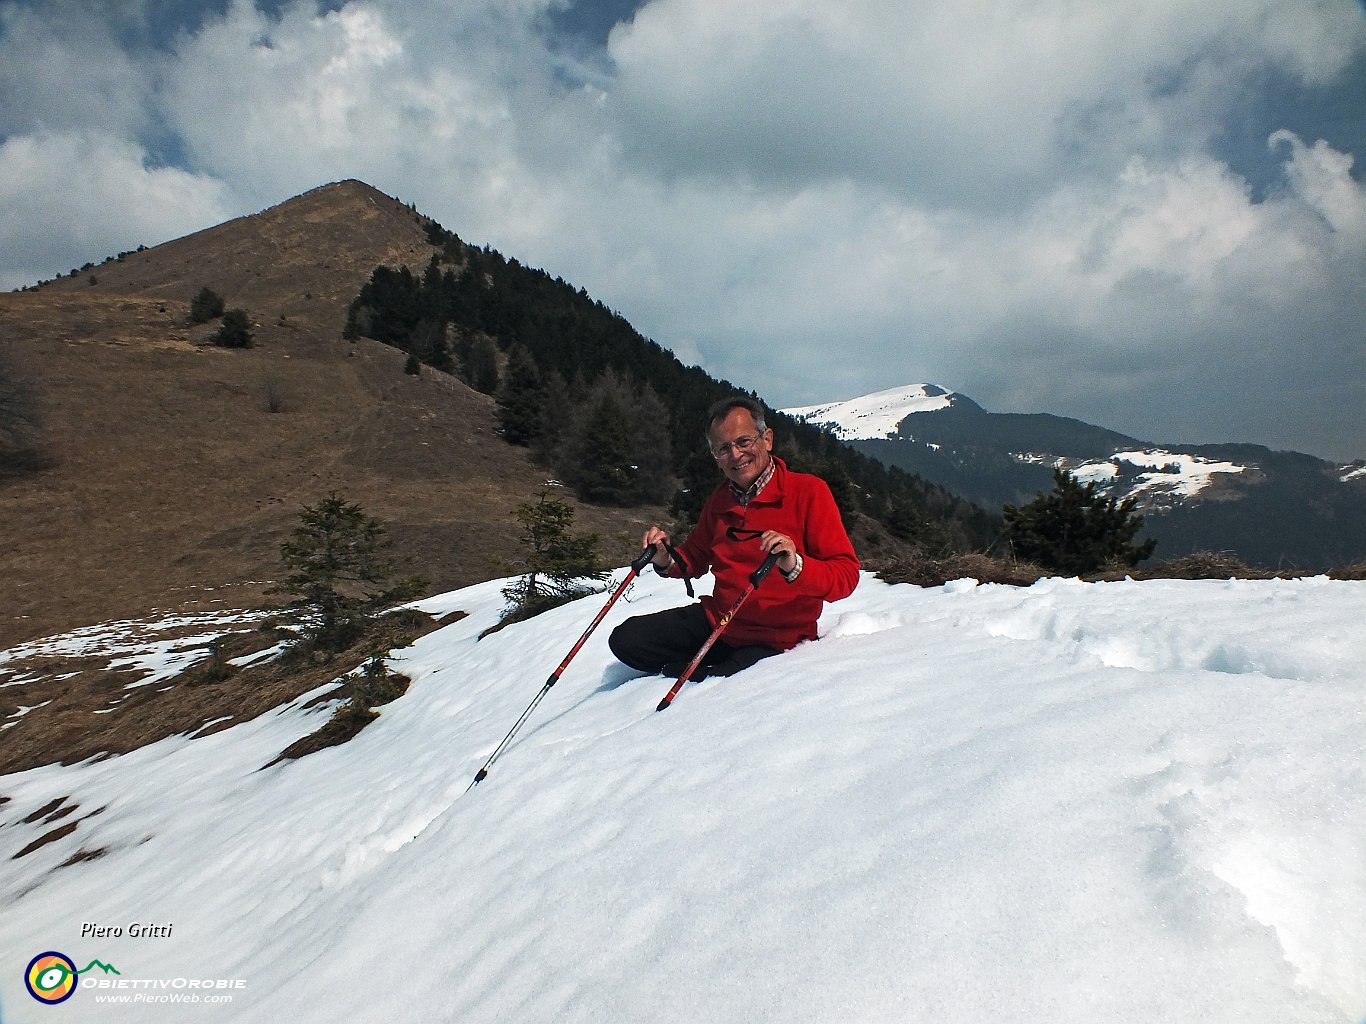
782, 384, 955, 440
1069, 449, 1248, 501
2, 572, 1365, 1024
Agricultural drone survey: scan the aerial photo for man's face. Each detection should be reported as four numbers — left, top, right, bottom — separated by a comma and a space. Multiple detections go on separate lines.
708, 408, 774, 490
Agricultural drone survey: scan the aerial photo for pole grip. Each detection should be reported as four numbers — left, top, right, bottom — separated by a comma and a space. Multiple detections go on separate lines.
630, 542, 660, 573
750, 549, 783, 586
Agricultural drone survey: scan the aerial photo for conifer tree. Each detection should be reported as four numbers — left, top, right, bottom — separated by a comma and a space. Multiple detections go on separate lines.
1003, 468, 1156, 575
271, 494, 423, 651
409, 318, 453, 374
669, 446, 718, 529
190, 286, 226, 323
342, 305, 362, 341
214, 308, 254, 348
801, 459, 857, 519
629, 381, 675, 504
558, 372, 674, 506
532, 368, 572, 467
501, 492, 606, 620
342, 246, 1001, 549
495, 345, 542, 444
465, 336, 500, 394
882, 499, 924, 542
576, 389, 636, 504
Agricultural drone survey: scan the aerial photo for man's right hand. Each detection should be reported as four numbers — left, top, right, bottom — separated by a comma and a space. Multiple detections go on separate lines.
642, 526, 672, 570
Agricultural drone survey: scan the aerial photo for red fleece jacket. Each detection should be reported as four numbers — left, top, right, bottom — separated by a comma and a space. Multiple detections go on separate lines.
672, 457, 860, 651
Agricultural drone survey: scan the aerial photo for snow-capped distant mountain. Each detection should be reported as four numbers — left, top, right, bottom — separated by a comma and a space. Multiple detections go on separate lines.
784, 388, 1251, 508
783, 384, 960, 440
1054, 450, 1249, 504
784, 384, 1366, 570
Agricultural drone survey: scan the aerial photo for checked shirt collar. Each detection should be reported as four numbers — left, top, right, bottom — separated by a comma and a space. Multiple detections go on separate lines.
728, 457, 776, 507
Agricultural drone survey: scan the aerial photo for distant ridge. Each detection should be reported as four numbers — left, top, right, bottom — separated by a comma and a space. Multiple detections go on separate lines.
788, 383, 1366, 570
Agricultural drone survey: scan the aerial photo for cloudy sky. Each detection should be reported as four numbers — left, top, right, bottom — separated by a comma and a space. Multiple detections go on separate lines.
2, 0, 1364, 460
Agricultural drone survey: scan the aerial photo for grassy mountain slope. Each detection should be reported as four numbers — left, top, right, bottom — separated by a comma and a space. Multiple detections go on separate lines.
0, 182, 661, 648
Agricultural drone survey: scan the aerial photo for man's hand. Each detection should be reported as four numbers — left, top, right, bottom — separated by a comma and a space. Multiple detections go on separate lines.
642, 526, 672, 570
759, 530, 799, 575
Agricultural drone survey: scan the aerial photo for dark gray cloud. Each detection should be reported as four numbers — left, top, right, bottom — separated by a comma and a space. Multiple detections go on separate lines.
547, 0, 650, 48
1, 0, 1362, 460
1213, 59, 1366, 198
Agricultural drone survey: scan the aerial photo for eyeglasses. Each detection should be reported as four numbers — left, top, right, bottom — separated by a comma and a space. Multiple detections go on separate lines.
710, 435, 763, 460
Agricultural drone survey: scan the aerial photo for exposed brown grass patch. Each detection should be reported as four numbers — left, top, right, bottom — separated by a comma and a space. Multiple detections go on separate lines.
0, 607, 442, 775
61, 846, 109, 867
1124, 551, 1273, 581
21, 797, 71, 823
874, 552, 1048, 588
869, 548, 1364, 588
265, 707, 377, 767
13, 821, 78, 859
263, 669, 413, 769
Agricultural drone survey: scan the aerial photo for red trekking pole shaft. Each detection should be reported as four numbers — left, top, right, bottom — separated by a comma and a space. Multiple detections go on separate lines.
655, 550, 782, 712
469, 544, 659, 789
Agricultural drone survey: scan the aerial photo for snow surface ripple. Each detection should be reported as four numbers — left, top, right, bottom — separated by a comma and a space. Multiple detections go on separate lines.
0, 572, 1363, 1023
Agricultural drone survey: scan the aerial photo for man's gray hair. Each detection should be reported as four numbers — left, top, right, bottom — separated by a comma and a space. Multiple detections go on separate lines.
705, 396, 768, 439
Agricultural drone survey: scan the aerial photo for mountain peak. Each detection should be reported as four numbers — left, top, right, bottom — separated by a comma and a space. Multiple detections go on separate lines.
781, 383, 966, 440
39, 178, 434, 336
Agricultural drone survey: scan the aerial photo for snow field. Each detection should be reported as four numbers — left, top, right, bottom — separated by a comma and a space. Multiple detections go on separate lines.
1070, 450, 1248, 500
782, 384, 954, 440
0, 572, 1363, 1023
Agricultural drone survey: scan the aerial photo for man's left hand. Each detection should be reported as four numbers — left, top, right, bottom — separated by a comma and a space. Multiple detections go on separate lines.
759, 531, 798, 575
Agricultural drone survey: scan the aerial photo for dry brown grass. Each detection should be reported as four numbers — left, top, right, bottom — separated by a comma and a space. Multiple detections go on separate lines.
1327, 561, 1366, 581
870, 548, 1365, 588
263, 659, 413, 770
1124, 551, 1272, 581
871, 552, 1049, 588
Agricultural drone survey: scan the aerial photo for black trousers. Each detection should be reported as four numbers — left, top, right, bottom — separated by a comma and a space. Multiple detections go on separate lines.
608, 603, 780, 679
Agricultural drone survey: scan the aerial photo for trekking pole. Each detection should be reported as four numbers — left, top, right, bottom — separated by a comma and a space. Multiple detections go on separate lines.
655, 550, 783, 712
468, 544, 660, 790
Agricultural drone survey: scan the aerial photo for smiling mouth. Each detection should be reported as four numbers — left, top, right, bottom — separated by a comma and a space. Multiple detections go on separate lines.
729, 459, 760, 481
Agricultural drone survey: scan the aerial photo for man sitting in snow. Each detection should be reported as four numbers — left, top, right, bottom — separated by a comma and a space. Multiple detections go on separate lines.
609, 396, 860, 679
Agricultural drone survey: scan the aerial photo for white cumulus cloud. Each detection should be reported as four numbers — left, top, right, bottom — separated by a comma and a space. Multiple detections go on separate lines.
0, 0, 1362, 457
0, 132, 231, 291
